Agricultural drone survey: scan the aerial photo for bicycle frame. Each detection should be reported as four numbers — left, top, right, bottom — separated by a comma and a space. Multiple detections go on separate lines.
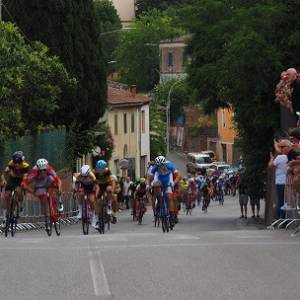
4, 189, 19, 238
82, 192, 92, 235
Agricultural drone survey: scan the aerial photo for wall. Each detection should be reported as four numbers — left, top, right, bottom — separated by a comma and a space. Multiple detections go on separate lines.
112, 0, 135, 25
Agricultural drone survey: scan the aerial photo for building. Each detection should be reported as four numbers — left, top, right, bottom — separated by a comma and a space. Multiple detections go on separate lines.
112, 0, 136, 27
208, 107, 238, 164
105, 81, 150, 179
159, 36, 189, 82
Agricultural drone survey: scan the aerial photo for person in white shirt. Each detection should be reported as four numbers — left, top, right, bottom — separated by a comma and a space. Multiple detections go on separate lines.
269, 139, 292, 219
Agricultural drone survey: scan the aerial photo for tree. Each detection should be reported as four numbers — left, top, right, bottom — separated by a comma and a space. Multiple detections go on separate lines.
180, 0, 289, 197
94, 0, 122, 65
0, 21, 76, 142
4, 0, 107, 129
136, 0, 192, 16
114, 9, 184, 91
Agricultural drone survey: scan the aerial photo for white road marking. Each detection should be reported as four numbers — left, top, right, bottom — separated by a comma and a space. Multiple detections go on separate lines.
89, 250, 111, 297
164, 234, 200, 240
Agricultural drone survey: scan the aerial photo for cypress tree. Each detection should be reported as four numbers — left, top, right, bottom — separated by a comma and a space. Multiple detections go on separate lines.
4, 0, 107, 129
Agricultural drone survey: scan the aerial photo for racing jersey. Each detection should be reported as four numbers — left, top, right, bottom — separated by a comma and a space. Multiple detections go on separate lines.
76, 172, 96, 187
150, 161, 177, 187
25, 165, 59, 188
4, 160, 30, 179
94, 168, 112, 185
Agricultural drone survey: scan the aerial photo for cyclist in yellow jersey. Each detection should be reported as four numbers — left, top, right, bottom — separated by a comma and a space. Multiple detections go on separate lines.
0, 151, 30, 225
94, 160, 118, 224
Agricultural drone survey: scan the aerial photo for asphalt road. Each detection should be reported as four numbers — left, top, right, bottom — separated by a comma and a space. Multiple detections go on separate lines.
1, 153, 300, 300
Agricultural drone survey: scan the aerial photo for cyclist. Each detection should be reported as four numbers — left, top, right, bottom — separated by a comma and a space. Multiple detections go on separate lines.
133, 177, 147, 221
24, 158, 63, 217
94, 160, 117, 224
186, 178, 197, 214
148, 155, 181, 225
0, 151, 30, 226
74, 165, 99, 227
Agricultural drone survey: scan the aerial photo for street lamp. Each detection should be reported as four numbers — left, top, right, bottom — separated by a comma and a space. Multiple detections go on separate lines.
166, 79, 184, 154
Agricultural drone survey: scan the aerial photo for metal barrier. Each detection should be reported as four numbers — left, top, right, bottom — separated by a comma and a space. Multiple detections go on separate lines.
0, 191, 79, 223
267, 173, 300, 236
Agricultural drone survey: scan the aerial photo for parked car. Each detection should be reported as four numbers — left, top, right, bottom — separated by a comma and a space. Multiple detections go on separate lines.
200, 150, 216, 161
210, 162, 231, 173
186, 153, 213, 174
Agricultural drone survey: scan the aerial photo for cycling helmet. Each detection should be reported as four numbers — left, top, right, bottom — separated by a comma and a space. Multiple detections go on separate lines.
140, 177, 146, 184
155, 155, 166, 166
96, 160, 107, 170
12, 151, 25, 163
36, 158, 48, 170
80, 165, 90, 177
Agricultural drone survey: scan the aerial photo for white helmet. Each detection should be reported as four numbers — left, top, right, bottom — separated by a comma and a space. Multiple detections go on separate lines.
155, 155, 166, 166
80, 165, 90, 177
36, 158, 48, 170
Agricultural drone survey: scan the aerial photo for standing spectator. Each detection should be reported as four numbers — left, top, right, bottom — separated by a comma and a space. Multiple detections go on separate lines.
286, 68, 300, 125
237, 173, 248, 219
249, 194, 260, 219
122, 176, 132, 209
269, 139, 292, 220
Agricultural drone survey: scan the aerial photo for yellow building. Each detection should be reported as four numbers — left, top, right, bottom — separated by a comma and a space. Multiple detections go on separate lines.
105, 82, 151, 179
208, 107, 238, 164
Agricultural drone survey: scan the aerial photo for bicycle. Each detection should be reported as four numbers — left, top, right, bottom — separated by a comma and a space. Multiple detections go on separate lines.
159, 187, 170, 233
98, 193, 106, 234
44, 189, 62, 237
4, 189, 20, 237
136, 195, 146, 225
82, 192, 92, 235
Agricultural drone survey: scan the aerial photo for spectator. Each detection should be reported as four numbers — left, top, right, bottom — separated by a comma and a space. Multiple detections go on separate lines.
249, 195, 260, 219
237, 173, 248, 219
269, 139, 292, 219
286, 68, 300, 124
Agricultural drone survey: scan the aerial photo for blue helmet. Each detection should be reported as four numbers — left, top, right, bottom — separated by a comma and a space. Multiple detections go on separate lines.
96, 160, 107, 170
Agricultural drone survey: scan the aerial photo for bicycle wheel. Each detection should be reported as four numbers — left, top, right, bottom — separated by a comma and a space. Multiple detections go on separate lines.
11, 202, 19, 237
98, 199, 106, 234
45, 215, 53, 237
4, 211, 10, 237
54, 220, 61, 236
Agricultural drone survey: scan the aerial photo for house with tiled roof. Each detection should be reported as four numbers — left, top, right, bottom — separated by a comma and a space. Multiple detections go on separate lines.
105, 81, 151, 179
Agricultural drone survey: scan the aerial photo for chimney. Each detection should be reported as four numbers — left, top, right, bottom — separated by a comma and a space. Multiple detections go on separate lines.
130, 85, 137, 97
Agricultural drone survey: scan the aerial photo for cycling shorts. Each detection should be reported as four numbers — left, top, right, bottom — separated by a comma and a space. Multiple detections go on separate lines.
5, 176, 22, 191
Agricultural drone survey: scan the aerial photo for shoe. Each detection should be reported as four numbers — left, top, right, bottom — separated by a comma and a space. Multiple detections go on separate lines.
112, 217, 117, 224
239, 215, 244, 219
244, 216, 247, 219
93, 222, 99, 229
251, 215, 255, 218
76, 210, 82, 220
57, 202, 64, 213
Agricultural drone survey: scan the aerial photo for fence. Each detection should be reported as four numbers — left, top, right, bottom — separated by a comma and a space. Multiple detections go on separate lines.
0, 127, 69, 171
0, 190, 79, 223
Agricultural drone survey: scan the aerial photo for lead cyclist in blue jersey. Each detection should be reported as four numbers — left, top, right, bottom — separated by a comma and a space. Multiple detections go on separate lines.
147, 156, 181, 222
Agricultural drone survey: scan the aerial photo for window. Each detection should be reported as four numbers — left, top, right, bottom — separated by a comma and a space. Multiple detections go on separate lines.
167, 51, 173, 67
221, 109, 226, 128
182, 51, 188, 66
141, 110, 145, 133
123, 113, 127, 134
131, 113, 135, 133
114, 114, 118, 135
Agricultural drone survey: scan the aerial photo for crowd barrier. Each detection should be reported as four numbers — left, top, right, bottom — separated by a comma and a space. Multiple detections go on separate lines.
0, 190, 79, 223
267, 173, 300, 236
